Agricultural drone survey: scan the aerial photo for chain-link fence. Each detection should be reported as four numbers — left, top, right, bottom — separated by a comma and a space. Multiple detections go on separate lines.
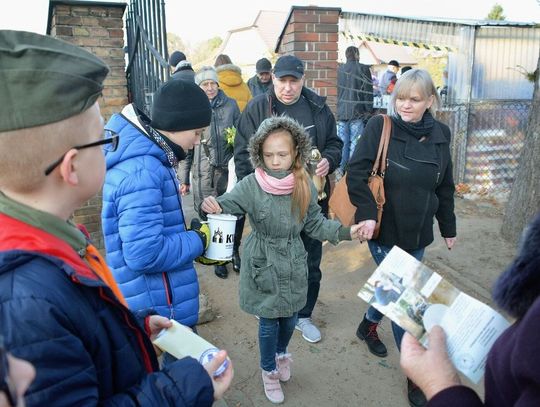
436, 100, 530, 198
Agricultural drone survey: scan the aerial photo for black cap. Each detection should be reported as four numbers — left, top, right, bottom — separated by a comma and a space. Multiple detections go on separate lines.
273, 55, 304, 79
150, 80, 211, 132
388, 60, 400, 68
256, 58, 272, 73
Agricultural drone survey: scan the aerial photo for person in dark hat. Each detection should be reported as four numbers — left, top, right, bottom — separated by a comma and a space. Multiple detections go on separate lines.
0, 30, 232, 406
378, 59, 400, 97
234, 53, 343, 344
102, 79, 220, 349
247, 57, 273, 97
168, 50, 195, 82
169, 50, 186, 69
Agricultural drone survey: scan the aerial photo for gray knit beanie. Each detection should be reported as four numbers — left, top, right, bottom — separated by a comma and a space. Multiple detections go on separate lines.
195, 66, 219, 86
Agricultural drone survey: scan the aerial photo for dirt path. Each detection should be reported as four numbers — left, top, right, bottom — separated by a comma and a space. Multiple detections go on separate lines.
187, 196, 516, 406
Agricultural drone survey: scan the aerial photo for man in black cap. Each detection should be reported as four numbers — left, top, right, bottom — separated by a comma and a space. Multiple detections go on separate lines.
247, 57, 273, 97
0, 30, 232, 406
234, 54, 343, 344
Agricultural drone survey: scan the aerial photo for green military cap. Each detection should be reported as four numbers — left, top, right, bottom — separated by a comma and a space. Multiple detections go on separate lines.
0, 30, 109, 132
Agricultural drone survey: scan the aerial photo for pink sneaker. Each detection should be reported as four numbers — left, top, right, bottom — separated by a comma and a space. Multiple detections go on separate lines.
276, 353, 293, 382
261, 369, 284, 404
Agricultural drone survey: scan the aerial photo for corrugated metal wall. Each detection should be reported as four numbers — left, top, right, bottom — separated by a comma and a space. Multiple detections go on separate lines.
340, 12, 476, 103
340, 12, 539, 103
472, 26, 540, 100
339, 12, 539, 197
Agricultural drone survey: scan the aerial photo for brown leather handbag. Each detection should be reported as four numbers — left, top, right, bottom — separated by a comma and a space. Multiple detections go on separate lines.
329, 115, 391, 239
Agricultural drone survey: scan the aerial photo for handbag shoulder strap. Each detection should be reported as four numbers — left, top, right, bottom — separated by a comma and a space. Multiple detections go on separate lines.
371, 115, 392, 175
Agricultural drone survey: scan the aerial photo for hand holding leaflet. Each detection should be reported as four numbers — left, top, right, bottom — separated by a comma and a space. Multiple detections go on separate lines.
357, 246, 510, 383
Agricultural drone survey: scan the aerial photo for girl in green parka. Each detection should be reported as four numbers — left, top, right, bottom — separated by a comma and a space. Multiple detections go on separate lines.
202, 116, 361, 404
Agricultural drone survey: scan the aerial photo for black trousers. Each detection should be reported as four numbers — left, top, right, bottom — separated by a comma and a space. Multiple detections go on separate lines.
298, 193, 329, 319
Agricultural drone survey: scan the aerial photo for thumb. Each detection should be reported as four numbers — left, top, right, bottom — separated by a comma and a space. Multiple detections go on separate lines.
205, 350, 228, 375
427, 325, 447, 352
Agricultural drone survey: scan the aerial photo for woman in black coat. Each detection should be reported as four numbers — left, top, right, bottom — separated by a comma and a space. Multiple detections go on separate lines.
346, 68, 457, 407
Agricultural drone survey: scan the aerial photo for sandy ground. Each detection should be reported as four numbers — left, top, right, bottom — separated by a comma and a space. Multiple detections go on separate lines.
184, 193, 517, 407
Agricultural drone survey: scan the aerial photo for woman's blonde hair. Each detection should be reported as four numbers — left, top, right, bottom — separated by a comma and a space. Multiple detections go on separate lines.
387, 68, 441, 117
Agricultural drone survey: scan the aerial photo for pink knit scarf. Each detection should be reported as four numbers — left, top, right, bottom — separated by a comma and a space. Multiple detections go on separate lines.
255, 167, 295, 195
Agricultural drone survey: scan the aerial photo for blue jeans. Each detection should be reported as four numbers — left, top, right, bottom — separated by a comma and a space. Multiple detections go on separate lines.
365, 241, 425, 350
337, 119, 364, 172
259, 313, 298, 371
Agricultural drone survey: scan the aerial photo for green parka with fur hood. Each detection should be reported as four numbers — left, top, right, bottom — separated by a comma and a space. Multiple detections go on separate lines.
216, 116, 351, 318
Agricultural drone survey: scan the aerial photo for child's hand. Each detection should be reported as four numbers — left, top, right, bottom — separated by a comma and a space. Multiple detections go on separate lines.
147, 315, 173, 341
350, 224, 362, 240
203, 350, 234, 400
201, 196, 223, 214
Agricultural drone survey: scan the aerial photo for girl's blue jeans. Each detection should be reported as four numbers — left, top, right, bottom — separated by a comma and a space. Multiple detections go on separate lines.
258, 313, 298, 371
365, 241, 425, 350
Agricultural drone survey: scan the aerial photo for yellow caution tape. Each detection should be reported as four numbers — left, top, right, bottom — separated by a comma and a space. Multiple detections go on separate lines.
341, 31, 457, 53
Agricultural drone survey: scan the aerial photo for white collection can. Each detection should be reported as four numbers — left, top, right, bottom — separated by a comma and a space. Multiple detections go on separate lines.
205, 213, 237, 261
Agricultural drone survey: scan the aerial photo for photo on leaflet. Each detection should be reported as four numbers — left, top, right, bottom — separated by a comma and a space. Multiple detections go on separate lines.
357, 246, 510, 383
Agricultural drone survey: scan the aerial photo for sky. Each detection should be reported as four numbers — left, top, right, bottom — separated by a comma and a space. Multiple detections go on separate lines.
1, 0, 539, 44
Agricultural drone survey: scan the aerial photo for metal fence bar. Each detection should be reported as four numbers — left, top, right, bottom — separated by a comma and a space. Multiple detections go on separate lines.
125, 0, 169, 116
436, 100, 530, 197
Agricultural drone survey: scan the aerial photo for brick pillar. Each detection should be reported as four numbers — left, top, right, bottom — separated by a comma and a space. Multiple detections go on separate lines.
48, 1, 127, 250
277, 6, 340, 112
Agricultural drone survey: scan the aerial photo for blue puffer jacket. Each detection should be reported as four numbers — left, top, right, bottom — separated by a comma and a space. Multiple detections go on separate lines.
102, 106, 203, 326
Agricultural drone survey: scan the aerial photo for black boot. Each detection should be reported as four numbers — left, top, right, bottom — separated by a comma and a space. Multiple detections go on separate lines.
407, 378, 427, 407
232, 249, 241, 273
356, 315, 388, 357
214, 264, 228, 279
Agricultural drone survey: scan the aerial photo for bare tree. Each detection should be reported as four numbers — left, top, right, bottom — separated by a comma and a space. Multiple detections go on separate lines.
501, 54, 540, 243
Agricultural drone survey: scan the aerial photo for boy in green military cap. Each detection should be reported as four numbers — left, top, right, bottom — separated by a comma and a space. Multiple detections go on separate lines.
0, 30, 232, 406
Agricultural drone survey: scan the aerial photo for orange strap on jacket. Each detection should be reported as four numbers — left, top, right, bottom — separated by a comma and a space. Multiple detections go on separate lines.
84, 244, 128, 307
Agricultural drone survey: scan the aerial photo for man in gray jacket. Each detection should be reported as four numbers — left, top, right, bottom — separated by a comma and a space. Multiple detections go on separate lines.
234, 55, 343, 343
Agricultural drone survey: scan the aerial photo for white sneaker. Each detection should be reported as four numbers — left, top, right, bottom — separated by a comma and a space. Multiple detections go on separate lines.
295, 317, 321, 343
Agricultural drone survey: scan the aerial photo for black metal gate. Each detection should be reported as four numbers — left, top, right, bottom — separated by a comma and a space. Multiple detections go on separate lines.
125, 0, 169, 115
